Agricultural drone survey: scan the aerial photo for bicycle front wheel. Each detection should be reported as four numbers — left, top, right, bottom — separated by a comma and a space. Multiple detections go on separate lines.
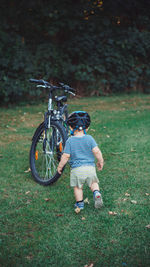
30, 120, 67, 185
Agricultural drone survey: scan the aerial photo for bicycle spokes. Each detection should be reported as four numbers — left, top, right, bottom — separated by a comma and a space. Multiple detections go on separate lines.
34, 126, 63, 181
43, 151, 57, 178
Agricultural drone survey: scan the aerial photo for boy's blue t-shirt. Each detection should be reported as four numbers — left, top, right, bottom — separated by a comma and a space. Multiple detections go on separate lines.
63, 134, 97, 168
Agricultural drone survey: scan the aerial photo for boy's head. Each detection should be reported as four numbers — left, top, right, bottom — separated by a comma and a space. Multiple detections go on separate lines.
67, 111, 91, 134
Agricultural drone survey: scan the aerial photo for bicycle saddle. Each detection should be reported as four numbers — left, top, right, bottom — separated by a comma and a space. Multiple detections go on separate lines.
55, 96, 67, 102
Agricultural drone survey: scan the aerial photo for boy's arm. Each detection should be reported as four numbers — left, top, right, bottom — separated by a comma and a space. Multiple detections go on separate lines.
57, 153, 70, 174
92, 146, 104, 171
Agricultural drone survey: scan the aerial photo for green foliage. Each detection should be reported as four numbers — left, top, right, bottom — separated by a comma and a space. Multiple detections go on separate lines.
0, 0, 150, 102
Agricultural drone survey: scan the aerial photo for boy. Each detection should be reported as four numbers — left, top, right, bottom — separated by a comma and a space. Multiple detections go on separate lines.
57, 111, 104, 209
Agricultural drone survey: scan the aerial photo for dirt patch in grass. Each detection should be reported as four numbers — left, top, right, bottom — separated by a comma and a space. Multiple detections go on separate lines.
69, 95, 150, 111
0, 112, 42, 129
0, 134, 30, 147
0, 113, 42, 147
23, 118, 41, 129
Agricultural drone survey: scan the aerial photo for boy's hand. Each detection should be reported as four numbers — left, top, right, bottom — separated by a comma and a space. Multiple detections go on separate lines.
97, 161, 104, 171
92, 146, 104, 171
57, 153, 70, 174
57, 166, 62, 174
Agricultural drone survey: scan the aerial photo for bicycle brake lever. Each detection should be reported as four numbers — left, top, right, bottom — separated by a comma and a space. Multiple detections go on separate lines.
69, 91, 76, 96
59, 82, 76, 95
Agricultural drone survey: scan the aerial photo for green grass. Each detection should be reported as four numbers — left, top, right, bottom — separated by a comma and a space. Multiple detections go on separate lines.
0, 95, 150, 267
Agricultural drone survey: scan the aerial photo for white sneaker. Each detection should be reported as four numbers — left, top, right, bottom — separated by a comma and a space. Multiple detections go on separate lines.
94, 191, 103, 209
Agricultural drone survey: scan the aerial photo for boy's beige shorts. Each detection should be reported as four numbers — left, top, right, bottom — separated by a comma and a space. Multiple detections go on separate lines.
70, 165, 99, 188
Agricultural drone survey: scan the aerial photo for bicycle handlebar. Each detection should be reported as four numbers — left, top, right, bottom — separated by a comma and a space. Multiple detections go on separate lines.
29, 78, 51, 86
29, 78, 75, 94
59, 82, 75, 93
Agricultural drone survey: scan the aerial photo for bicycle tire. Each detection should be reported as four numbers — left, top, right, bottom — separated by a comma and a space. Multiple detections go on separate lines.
30, 120, 67, 185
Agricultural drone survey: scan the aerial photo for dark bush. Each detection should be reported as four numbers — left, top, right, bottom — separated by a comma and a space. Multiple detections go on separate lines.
0, 0, 150, 102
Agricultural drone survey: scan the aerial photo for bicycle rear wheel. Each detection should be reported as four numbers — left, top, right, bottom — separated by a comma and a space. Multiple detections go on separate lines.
30, 120, 67, 185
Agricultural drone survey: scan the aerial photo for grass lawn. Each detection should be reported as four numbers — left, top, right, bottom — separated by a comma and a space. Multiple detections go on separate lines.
0, 94, 150, 267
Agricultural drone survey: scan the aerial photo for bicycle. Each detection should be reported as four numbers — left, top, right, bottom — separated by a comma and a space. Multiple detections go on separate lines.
29, 78, 75, 186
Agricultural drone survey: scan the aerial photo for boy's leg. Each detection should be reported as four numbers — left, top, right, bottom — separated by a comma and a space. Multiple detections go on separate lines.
90, 182, 100, 192
74, 186, 84, 209
74, 186, 83, 202
90, 182, 103, 208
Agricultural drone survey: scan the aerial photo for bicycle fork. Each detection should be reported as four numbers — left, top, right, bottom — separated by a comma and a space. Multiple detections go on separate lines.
48, 97, 52, 128
43, 96, 53, 152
